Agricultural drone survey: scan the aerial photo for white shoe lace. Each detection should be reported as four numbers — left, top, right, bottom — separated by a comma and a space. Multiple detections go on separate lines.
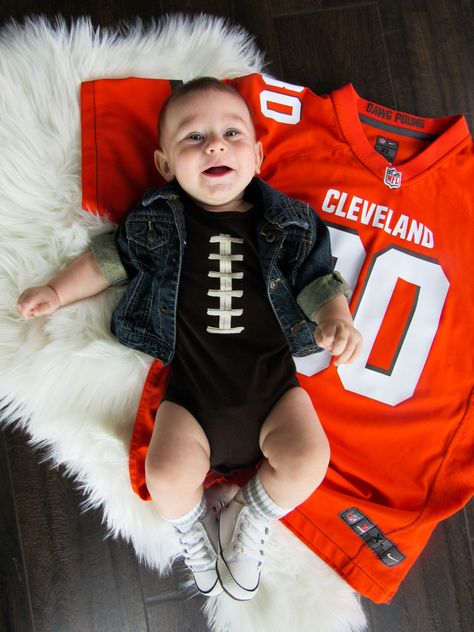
231, 509, 270, 567
179, 522, 217, 573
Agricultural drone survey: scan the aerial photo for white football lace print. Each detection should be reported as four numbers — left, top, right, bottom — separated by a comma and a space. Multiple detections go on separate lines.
207, 234, 244, 334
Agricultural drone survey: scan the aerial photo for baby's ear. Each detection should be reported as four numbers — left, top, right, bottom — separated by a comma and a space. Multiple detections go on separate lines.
154, 150, 174, 182
254, 141, 264, 174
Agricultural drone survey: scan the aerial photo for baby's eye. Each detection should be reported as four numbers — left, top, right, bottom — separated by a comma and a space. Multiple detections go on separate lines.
224, 129, 240, 137
187, 132, 204, 141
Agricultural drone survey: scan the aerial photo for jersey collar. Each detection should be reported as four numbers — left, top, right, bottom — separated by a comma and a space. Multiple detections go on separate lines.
331, 83, 470, 185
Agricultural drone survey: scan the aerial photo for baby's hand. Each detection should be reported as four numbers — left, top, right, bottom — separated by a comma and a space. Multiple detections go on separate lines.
314, 319, 362, 366
17, 286, 61, 319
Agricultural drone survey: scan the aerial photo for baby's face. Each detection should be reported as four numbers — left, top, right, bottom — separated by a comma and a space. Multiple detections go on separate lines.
155, 89, 263, 212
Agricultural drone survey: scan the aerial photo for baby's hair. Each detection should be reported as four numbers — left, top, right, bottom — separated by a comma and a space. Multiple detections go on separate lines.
157, 76, 251, 146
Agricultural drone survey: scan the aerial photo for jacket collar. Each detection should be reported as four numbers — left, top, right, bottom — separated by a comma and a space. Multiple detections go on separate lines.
246, 178, 310, 229
141, 182, 181, 206
140, 178, 309, 230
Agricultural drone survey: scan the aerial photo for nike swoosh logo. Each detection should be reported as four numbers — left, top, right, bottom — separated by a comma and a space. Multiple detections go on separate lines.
386, 553, 399, 562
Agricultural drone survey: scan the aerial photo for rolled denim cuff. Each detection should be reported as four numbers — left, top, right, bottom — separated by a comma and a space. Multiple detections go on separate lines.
90, 232, 128, 286
297, 271, 350, 320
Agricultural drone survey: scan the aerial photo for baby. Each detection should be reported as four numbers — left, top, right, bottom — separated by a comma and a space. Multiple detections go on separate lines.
18, 77, 362, 601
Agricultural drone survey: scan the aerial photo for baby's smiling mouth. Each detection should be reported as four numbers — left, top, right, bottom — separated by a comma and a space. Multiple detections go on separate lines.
203, 166, 233, 176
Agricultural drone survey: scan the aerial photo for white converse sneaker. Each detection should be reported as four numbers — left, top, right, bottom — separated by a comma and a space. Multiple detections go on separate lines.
217, 498, 271, 600
176, 509, 223, 597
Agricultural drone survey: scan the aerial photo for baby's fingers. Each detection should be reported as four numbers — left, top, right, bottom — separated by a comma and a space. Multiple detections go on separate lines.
17, 302, 39, 319
30, 301, 55, 318
17, 295, 37, 319
330, 326, 350, 357
333, 333, 363, 366
314, 324, 336, 351
17, 287, 58, 319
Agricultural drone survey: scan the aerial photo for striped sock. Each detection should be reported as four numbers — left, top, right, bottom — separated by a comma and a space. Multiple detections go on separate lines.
163, 495, 207, 533
237, 472, 293, 520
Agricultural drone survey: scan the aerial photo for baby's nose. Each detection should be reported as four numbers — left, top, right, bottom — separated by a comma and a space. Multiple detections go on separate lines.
206, 135, 226, 153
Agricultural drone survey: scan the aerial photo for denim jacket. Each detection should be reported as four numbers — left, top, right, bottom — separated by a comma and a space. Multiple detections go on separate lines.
91, 178, 348, 365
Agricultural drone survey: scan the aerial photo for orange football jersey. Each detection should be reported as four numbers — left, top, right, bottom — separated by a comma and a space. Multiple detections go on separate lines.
81, 74, 474, 603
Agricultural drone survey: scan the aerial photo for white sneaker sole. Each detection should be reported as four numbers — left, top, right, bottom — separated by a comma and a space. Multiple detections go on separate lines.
195, 573, 223, 598
216, 553, 259, 601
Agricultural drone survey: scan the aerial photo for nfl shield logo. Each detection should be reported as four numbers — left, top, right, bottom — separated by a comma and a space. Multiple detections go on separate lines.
384, 166, 402, 189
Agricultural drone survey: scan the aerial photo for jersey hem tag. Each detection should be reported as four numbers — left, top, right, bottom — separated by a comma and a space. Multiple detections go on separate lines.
340, 507, 406, 567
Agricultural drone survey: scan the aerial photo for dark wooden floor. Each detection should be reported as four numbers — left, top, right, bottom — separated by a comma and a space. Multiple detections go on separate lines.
1, 1, 473, 631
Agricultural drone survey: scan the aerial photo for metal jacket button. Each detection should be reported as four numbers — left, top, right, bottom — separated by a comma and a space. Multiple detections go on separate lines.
262, 230, 276, 243
269, 278, 280, 291
291, 321, 306, 333
160, 304, 168, 313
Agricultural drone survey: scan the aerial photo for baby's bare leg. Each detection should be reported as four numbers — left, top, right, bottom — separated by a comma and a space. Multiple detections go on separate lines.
258, 387, 330, 509
216, 387, 329, 600
145, 401, 211, 519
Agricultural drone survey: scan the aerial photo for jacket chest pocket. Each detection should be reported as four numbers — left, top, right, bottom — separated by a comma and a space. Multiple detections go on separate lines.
127, 218, 172, 270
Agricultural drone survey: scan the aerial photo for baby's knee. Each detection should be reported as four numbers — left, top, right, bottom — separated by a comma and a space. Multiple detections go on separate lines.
145, 443, 210, 495
304, 433, 330, 484
281, 434, 330, 487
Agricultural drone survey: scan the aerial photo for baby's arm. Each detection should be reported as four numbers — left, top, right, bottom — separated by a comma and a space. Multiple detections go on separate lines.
312, 294, 362, 366
17, 251, 111, 319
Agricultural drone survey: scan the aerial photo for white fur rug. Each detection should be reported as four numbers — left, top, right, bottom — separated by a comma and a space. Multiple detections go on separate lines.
0, 15, 366, 632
